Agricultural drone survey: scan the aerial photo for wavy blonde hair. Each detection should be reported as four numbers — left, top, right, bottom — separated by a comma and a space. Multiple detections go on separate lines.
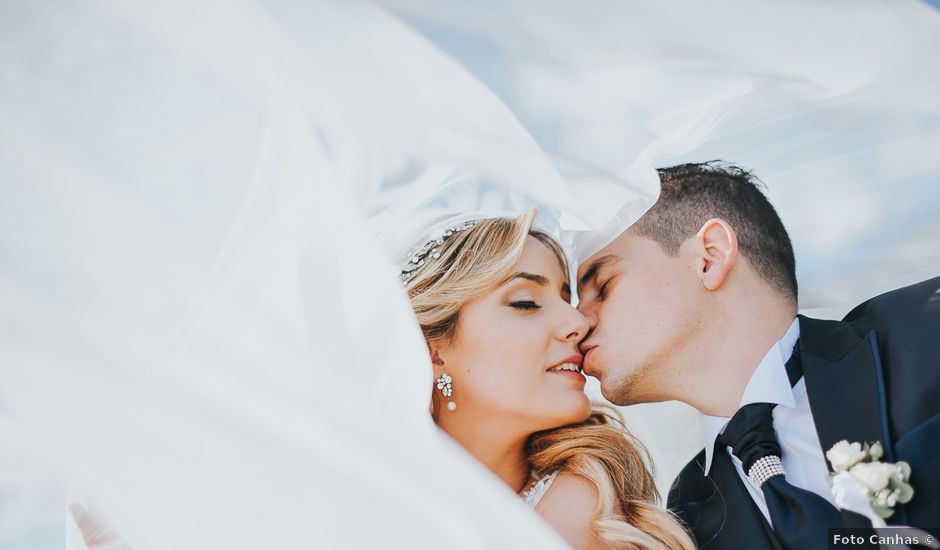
405, 210, 693, 549
529, 407, 694, 549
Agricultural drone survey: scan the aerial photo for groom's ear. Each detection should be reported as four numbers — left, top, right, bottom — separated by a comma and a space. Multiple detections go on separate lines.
694, 218, 738, 291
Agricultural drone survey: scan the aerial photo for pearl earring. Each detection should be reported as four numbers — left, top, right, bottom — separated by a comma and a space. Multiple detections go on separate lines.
436, 372, 456, 411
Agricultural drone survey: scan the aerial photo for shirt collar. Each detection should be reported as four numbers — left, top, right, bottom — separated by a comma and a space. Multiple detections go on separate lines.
700, 318, 800, 474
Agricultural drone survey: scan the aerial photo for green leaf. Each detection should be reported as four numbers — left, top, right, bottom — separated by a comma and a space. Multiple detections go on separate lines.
893, 480, 914, 504
872, 503, 895, 519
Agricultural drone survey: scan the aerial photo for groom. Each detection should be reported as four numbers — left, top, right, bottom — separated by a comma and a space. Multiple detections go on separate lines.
576, 162, 939, 549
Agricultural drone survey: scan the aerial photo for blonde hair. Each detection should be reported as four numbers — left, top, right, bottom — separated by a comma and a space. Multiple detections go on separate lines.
405, 210, 693, 549
406, 210, 561, 346
528, 407, 695, 549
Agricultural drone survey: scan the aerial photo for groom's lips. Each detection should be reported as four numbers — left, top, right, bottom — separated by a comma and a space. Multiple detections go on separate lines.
581, 344, 599, 376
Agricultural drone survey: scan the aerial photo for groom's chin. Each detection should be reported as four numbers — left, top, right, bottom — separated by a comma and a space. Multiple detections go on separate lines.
598, 376, 634, 407
598, 368, 649, 406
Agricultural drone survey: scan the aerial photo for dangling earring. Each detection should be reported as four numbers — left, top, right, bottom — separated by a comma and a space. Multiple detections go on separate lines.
436, 372, 456, 411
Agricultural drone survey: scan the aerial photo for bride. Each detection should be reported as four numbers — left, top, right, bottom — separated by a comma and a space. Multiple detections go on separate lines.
400, 210, 693, 549
67, 209, 692, 550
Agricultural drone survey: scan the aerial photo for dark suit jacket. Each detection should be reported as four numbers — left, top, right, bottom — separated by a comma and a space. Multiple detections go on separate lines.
668, 277, 940, 549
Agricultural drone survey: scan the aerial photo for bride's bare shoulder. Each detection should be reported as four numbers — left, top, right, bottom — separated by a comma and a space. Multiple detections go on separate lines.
535, 473, 607, 550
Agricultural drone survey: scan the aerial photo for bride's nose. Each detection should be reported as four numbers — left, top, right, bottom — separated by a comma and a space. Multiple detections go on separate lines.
560, 306, 590, 342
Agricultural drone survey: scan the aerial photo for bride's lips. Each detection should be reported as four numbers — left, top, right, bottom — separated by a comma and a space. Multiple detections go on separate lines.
547, 354, 583, 370
546, 354, 585, 381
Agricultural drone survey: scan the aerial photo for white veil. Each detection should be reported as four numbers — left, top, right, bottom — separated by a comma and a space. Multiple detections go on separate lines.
2, 0, 939, 548
373, 0, 940, 488
1, 2, 573, 548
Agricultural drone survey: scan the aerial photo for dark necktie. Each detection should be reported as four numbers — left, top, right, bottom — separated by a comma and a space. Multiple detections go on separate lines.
716, 343, 843, 550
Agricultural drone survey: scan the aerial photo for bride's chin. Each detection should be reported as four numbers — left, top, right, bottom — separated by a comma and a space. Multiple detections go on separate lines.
554, 395, 592, 425
525, 393, 592, 430
575, 401, 593, 422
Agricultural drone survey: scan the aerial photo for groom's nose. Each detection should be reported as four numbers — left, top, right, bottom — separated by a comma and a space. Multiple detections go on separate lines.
576, 298, 597, 326
576, 305, 598, 339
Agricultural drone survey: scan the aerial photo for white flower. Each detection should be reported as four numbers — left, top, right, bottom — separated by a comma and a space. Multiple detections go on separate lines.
826, 440, 866, 472
827, 440, 914, 524
849, 462, 897, 493
831, 471, 887, 528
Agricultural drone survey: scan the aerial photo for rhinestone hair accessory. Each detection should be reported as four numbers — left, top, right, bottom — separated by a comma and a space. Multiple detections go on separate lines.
748, 455, 786, 488
399, 219, 478, 285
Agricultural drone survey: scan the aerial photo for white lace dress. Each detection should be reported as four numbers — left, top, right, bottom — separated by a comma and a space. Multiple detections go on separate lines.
519, 471, 559, 510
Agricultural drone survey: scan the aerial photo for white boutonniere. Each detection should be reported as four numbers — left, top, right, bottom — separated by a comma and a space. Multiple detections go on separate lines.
826, 440, 913, 525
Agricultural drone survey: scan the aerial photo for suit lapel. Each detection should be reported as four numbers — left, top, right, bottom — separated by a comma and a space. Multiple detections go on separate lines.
798, 315, 893, 463
708, 448, 784, 550
673, 447, 783, 549
797, 315, 901, 525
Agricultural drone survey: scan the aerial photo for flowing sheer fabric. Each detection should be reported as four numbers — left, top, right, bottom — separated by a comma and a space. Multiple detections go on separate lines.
376, 0, 940, 491
2, 1, 939, 548
0, 2, 574, 548
379, 0, 940, 284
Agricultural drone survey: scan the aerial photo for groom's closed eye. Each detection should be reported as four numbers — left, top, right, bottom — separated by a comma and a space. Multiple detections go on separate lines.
578, 255, 621, 295
596, 278, 612, 300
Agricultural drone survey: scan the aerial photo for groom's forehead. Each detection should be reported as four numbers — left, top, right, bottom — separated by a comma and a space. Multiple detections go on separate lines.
576, 230, 634, 278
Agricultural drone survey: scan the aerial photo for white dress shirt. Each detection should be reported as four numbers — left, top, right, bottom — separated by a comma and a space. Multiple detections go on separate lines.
699, 318, 835, 525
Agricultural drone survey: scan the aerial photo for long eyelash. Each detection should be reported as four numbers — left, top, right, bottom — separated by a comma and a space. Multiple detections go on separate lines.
510, 301, 542, 310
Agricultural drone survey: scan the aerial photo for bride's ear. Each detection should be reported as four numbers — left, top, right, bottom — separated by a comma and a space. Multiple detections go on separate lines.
694, 218, 738, 291
428, 344, 446, 369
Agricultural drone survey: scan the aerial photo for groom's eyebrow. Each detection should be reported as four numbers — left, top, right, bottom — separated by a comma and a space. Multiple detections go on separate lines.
578, 255, 620, 289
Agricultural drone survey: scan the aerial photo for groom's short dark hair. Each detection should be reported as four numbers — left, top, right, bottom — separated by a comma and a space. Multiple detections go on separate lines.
634, 162, 798, 302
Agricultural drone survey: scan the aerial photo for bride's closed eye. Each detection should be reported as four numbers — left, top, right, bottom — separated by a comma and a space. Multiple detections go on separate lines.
510, 300, 542, 311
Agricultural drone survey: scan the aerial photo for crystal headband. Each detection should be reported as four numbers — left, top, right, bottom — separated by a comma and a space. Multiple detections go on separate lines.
399, 219, 478, 285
